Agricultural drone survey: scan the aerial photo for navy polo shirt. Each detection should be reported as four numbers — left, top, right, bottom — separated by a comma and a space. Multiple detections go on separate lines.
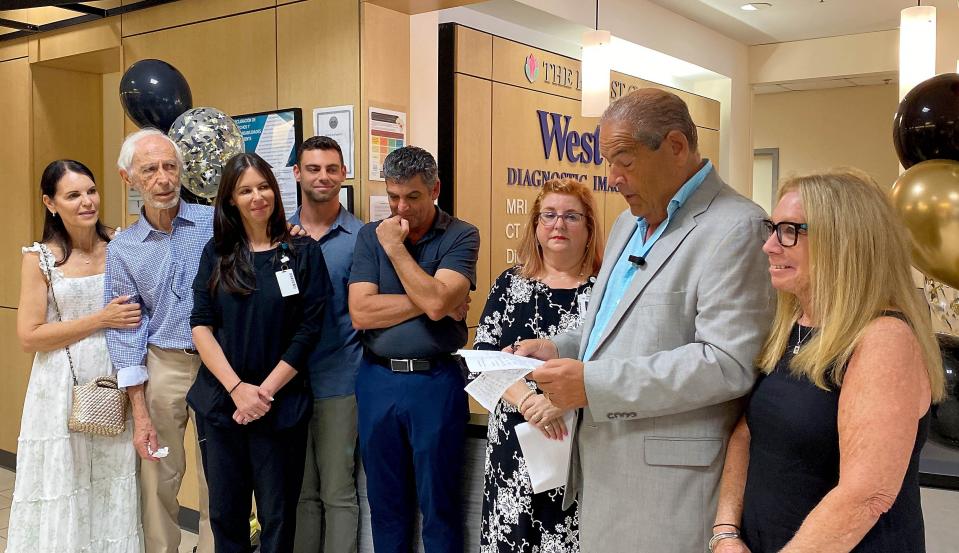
349, 207, 479, 359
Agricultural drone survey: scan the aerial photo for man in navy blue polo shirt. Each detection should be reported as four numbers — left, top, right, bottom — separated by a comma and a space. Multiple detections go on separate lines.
348, 146, 478, 553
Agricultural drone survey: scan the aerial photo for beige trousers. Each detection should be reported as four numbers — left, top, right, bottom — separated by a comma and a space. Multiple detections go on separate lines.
140, 346, 214, 553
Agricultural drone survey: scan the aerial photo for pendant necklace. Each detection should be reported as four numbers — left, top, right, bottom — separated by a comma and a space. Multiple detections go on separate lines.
532, 279, 582, 338
793, 324, 809, 354
75, 250, 92, 264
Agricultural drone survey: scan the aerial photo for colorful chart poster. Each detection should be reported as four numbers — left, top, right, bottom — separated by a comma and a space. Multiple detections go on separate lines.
233, 108, 303, 213
368, 107, 406, 181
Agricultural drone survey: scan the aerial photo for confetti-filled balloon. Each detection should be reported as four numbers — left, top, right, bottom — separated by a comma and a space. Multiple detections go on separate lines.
925, 277, 959, 332
168, 107, 244, 199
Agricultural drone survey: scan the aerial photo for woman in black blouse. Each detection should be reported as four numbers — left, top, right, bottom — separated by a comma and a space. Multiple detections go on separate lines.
473, 177, 604, 553
189, 152, 329, 553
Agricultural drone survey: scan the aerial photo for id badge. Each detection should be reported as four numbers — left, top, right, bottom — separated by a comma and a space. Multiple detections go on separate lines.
276, 269, 300, 297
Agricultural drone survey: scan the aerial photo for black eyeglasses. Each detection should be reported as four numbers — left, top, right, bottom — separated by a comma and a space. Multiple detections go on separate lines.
762, 219, 808, 247
538, 211, 585, 226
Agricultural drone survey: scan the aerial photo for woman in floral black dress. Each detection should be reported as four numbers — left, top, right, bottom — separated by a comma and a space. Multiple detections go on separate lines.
473, 178, 604, 553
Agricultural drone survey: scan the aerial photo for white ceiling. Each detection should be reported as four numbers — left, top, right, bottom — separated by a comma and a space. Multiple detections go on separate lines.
646, 0, 957, 45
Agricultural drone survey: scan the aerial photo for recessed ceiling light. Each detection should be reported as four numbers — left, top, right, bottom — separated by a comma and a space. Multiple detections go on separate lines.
741, 2, 772, 10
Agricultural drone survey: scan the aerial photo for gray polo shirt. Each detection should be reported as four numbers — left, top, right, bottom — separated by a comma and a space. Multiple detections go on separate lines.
349, 207, 479, 358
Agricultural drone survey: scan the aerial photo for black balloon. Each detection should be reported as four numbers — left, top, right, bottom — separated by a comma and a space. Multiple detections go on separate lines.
119, 59, 193, 131
893, 73, 959, 169
931, 333, 959, 448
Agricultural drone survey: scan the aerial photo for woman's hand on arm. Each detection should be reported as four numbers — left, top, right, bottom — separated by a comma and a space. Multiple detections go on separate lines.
16, 254, 140, 352
781, 317, 928, 553
97, 295, 141, 329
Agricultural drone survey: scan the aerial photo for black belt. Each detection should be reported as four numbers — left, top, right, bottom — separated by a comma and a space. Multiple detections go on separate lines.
365, 352, 459, 373
157, 346, 198, 355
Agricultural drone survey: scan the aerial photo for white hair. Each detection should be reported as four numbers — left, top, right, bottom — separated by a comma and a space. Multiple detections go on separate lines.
116, 128, 183, 173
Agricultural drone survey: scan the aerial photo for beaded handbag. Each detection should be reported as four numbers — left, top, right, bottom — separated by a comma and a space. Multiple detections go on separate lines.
39, 244, 127, 436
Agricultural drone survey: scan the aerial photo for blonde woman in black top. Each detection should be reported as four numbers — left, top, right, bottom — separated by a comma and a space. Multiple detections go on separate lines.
712, 169, 944, 553
189, 152, 330, 553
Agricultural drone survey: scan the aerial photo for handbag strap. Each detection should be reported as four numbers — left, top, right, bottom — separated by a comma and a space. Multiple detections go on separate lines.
37, 243, 79, 386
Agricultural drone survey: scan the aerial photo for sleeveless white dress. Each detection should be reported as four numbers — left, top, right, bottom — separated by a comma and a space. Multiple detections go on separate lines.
5, 243, 142, 553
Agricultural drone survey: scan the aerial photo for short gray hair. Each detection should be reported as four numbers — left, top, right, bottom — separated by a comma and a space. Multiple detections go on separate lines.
382, 146, 438, 186
600, 88, 698, 152
117, 128, 183, 173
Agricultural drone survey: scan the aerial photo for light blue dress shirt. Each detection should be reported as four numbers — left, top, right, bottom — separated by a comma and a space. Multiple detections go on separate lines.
289, 205, 365, 399
582, 161, 713, 361
104, 202, 214, 387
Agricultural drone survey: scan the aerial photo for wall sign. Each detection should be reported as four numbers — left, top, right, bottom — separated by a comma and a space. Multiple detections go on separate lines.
233, 107, 304, 214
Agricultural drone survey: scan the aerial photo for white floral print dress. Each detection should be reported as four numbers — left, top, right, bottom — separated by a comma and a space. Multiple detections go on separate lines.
6, 243, 142, 553
472, 267, 594, 553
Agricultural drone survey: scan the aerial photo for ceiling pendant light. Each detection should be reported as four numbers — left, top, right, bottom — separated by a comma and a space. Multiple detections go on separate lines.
581, 0, 611, 117
899, 1, 937, 101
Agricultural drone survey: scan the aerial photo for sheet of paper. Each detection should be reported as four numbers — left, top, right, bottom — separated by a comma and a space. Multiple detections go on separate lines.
464, 368, 532, 412
456, 349, 543, 372
273, 166, 298, 215
368, 195, 392, 222
515, 410, 576, 493
255, 113, 296, 168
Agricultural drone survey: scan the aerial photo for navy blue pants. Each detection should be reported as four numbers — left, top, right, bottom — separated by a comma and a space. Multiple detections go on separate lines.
197, 417, 308, 553
356, 358, 467, 553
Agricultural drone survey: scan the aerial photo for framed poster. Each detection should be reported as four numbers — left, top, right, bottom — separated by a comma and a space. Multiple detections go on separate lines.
233, 107, 304, 213
313, 105, 355, 179
368, 107, 406, 181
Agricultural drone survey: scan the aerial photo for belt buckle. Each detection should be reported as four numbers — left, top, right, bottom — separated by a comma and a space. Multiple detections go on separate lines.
390, 359, 414, 372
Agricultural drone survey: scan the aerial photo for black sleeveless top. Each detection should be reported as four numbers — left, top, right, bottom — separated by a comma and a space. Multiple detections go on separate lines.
741, 321, 930, 552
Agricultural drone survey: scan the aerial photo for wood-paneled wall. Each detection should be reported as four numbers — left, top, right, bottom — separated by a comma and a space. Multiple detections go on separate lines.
0, 0, 410, 513
0, 54, 34, 453
441, 25, 721, 417
359, 2, 411, 217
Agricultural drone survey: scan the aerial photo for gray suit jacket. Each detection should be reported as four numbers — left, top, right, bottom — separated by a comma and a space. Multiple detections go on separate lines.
552, 168, 775, 552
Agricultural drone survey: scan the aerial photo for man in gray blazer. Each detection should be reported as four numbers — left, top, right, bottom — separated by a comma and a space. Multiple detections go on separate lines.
518, 88, 775, 552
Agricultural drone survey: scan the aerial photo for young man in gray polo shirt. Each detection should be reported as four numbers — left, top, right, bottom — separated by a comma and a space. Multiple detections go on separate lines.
348, 146, 478, 553
288, 136, 363, 553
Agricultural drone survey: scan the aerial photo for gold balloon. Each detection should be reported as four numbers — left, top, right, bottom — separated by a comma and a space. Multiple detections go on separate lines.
891, 159, 959, 289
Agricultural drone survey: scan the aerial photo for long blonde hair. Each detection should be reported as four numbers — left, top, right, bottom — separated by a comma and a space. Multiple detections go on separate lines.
517, 178, 604, 279
756, 168, 945, 402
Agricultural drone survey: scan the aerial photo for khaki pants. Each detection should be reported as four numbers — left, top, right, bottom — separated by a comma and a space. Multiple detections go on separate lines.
293, 395, 359, 553
140, 346, 214, 553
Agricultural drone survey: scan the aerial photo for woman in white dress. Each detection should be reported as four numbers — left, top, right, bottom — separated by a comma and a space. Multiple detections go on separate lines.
8, 159, 143, 552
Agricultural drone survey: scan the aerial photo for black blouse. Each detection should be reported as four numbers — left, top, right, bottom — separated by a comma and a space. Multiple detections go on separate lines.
187, 236, 330, 430
741, 322, 929, 552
